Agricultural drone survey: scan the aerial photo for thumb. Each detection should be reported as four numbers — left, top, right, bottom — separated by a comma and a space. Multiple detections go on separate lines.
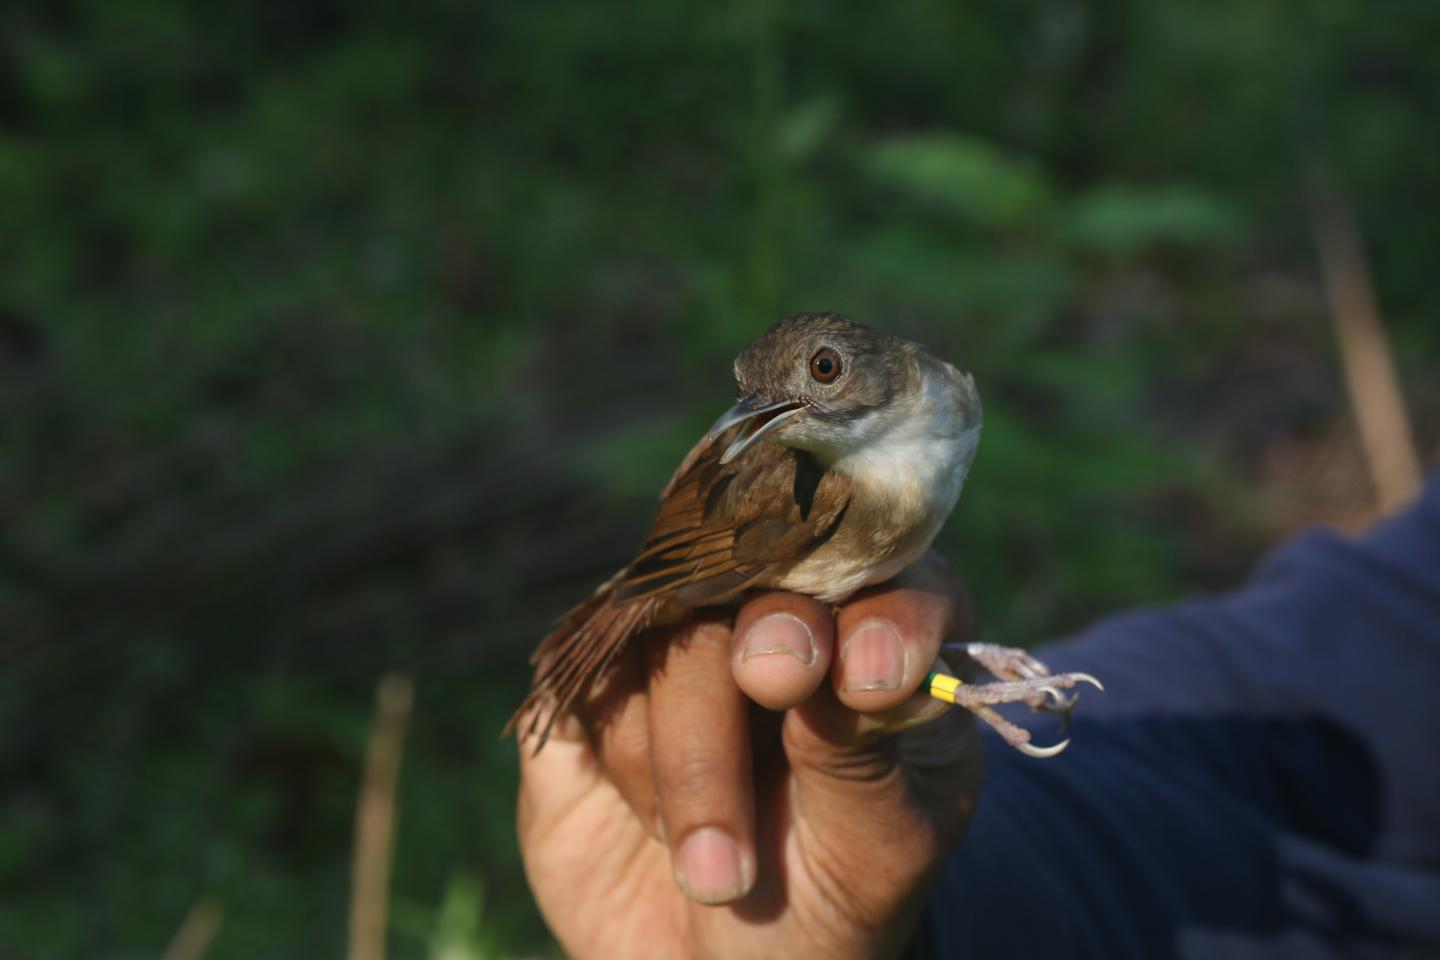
773, 688, 978, 960
781, 683, 981, 874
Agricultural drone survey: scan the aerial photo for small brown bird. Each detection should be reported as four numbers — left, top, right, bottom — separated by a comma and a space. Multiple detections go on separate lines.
510, 313, 1098, 755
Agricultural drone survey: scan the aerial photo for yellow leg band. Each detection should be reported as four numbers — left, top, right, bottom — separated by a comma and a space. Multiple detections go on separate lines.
924, 671, 963, 704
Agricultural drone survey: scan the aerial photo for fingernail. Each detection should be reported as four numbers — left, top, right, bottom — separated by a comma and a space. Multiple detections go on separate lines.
841, 619, 906, 691
739, 612, 816, 666
675, 826, 748, 904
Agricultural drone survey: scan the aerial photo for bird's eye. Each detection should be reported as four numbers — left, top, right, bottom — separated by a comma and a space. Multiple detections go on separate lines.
809, 347, 841, 384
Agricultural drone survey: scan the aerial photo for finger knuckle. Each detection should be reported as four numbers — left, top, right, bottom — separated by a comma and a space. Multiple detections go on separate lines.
656, 749, 728, 800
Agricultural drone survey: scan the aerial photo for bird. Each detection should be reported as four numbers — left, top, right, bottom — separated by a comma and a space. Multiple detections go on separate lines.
508, 312, 1099, 756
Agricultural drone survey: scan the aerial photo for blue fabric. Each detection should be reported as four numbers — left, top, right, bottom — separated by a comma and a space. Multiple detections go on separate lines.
915, 472, 1440, 959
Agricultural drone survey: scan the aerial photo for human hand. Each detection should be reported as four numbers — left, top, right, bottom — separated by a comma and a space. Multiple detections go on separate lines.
517, 552, 981, 960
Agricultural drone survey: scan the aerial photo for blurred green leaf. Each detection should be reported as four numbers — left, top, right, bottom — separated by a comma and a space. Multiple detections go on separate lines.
1056, 183, 1246, 254
863, 133, 1053, 227
847, 226, 1074, 322
776, 95, 843, 163
430, 874, 506, 960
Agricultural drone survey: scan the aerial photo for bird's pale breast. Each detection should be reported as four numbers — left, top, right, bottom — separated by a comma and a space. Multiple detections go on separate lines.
776, 381, 980, 602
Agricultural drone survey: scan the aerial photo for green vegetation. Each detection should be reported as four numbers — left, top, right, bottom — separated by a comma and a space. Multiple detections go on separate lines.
1, 0, 1436, 956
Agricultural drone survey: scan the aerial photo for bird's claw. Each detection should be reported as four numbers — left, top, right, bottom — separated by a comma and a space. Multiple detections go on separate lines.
1017, 737, 1071, 759
938, 643, 1104, 758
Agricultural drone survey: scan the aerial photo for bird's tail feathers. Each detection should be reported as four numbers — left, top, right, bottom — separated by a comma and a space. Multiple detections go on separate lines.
503, 574, 657, 753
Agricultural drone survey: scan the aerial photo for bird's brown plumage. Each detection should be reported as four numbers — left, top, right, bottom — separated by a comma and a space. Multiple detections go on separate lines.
507, 418, 854, 748
507, 311, 988, 750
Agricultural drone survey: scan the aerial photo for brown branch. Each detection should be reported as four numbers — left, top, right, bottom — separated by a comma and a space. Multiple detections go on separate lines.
160, 900, 223, 960
1304, 163, 1423, 513
347, 673, 414, 960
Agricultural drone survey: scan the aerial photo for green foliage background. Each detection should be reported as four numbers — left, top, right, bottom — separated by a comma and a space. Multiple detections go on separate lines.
2, 1, 1437, 956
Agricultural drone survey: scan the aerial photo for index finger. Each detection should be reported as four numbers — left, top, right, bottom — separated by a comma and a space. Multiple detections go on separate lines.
730, 591, 835, 711
646, 617, 757, 906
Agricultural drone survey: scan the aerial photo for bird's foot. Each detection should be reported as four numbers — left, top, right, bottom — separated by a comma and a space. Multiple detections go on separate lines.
932, 643, 1103, 758
960, 642, 1081, 712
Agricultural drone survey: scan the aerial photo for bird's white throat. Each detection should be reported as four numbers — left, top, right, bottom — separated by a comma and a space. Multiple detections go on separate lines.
834, 357, 981, 536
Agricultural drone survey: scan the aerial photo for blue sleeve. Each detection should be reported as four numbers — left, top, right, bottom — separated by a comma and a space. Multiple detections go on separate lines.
913, 472, 1440, 960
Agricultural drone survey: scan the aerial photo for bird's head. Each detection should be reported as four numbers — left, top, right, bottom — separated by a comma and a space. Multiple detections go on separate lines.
709, 312, 958, 465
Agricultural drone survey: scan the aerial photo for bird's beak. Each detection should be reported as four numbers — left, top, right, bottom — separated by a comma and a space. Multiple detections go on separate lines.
708, 394, 809, 464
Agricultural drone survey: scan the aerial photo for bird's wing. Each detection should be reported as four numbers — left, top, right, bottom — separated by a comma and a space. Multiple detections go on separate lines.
510, 425, 851, 751
613, 426, 851, 605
